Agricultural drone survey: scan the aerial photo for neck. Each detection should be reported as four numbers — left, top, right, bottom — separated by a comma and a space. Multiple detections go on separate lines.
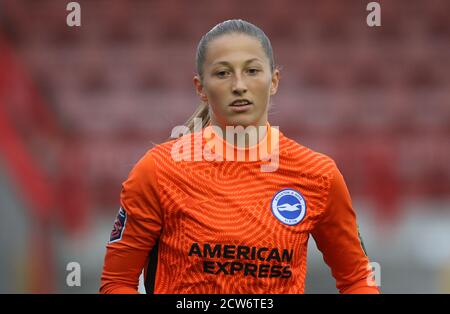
209, 119, 268, 149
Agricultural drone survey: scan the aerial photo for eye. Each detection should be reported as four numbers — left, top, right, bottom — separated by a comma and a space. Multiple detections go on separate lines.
247, 68, 260, 75
215, 70, 230, 78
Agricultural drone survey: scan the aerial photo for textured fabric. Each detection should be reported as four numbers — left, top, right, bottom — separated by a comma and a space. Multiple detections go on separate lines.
100, 124, 379, 294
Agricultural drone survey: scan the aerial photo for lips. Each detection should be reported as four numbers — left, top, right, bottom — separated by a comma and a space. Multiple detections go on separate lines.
230, 99, 253, 106
229, 99, 253, 113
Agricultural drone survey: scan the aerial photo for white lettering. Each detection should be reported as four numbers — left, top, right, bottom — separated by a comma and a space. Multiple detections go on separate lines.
366, 2, 381, 27
66, 262, 81, 287
66, 2, 81, 27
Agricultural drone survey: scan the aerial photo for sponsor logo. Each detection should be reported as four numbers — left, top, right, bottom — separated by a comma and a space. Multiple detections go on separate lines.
109, 207, 127, 243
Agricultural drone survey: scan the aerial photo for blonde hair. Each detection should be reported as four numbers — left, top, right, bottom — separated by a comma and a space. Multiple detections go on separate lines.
184, 101, 210, 133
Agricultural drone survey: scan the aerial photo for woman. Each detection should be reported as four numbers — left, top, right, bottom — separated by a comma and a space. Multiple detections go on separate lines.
100, 19, 379, 294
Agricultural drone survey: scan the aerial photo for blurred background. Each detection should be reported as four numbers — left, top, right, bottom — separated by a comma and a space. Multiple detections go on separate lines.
0, 0, 449, 293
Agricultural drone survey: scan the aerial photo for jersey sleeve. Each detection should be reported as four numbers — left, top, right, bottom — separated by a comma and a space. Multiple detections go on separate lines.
311, 163, 380, 294
100, 151, 163, 294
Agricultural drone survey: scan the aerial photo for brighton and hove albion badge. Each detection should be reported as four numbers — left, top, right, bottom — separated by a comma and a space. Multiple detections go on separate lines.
271, 189, 307, 226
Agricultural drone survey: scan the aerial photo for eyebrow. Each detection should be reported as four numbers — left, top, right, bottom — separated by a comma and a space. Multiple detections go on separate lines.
211, 58, 262, 67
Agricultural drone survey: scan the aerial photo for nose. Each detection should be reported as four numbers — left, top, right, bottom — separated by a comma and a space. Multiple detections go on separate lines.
231, 74, 247, 95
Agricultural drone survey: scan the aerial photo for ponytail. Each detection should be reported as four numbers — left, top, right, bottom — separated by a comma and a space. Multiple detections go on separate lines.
185, 101, 210, 132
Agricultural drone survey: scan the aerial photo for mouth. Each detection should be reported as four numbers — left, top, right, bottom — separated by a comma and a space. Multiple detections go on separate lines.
229, 99, 253, 112
229, 99, 253, 107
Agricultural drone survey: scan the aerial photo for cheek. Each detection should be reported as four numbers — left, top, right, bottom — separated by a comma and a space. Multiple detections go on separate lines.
205, 84, 229, 107
252, 77, 272, 98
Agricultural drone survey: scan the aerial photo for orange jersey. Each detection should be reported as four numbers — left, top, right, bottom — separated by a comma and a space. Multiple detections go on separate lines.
100, 124, 379, 294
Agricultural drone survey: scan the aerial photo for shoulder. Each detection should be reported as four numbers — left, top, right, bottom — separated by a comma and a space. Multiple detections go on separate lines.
280, 132, 337, 179
148, 132, 196, 159
135, 132, 195, 173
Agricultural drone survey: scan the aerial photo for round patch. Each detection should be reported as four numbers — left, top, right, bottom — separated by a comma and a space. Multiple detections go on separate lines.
271, 189, 307, 226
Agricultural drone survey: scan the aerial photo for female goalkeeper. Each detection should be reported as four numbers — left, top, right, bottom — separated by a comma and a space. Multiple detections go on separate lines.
100, 19, 379, 294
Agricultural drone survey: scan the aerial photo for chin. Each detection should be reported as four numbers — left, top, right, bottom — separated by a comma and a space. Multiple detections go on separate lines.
226, 116, 257, 128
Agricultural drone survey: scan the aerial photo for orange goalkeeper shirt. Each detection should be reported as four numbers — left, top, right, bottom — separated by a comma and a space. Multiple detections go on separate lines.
100, 123, 379, 294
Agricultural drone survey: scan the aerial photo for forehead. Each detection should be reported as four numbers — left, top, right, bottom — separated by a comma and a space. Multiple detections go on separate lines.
205, 33, 269, 66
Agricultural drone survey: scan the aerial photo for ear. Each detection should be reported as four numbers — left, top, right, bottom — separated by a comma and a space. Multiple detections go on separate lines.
193, 75, 208, 102
269, 69, 280, 96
